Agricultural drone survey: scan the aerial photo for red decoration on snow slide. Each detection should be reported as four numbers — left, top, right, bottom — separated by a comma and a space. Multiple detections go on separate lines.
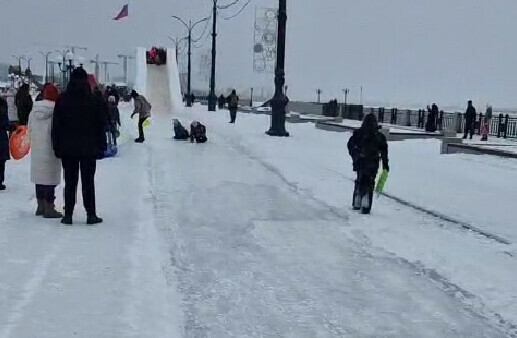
9, 126, 30, 160
113, 4, 129, 21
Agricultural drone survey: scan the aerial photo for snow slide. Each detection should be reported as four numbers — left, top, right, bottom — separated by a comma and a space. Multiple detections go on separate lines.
133, 47, 183, 115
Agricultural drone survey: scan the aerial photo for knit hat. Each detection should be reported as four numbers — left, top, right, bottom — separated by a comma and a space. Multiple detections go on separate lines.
70, 67, 88, 81
43, 84, 59, 102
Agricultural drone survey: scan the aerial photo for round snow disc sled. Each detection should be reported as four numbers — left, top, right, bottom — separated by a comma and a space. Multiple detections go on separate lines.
9, 125, 30, 160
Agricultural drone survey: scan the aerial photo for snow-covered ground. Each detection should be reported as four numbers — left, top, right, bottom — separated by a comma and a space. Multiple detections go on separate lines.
0, 105, 516, 337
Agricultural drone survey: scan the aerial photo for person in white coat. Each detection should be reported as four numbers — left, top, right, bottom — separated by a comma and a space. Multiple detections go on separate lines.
28, 84, 62, 218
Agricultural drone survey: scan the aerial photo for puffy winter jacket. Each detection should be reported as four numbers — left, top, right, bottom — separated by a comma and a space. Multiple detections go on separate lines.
132, 95, 152, 119
29, 100, 61, 185
347, 128, 389, 174
16, 91, 33, 125
52, 92, 107, 159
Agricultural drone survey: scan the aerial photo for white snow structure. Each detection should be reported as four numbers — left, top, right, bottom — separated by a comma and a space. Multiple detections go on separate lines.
133, 47, 183, 114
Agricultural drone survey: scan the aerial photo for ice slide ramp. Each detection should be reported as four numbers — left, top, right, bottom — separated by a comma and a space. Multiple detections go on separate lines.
133, 47, 183, 115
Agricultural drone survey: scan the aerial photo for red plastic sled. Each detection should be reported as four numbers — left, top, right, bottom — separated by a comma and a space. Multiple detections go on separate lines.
10, 125, 31, 160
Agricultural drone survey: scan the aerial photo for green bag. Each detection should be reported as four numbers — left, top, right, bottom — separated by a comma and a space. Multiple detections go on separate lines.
375, 169, 389, 195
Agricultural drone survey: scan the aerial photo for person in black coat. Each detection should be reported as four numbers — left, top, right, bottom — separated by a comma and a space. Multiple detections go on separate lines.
190, 121, 207, 143
463, 100, 476, 139
52, 67, 107, 225
227, 89, 239, 123
15, 83, 33, 125
347, 114, 389, 214
173, 119, 189, 140
218, 95, 226, 109
0, 96, 9, 190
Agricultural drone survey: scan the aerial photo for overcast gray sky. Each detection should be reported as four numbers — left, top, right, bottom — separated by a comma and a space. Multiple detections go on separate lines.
1, 0, 517, 108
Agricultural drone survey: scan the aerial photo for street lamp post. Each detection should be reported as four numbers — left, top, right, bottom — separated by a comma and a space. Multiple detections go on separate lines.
56, 51, 75, 88
208, 0, 218, 112
250, 87, 254, 107
40, 52, 52, 83
172, 15, 210, 107
316, 89, 322, 103
266, 0, 289, 137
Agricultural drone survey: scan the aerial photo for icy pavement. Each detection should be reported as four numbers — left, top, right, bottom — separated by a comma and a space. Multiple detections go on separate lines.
0, 105, 513, 337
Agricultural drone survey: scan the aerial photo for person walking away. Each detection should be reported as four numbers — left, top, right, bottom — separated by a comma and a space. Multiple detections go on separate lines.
173, 119, 189, 140
5, 88, 18, 135
347, 114, 389, 214
15, 83, 33, 126
29, 84, 62, 218
227, 90, 239, 123
130, 90, 152, 143
218, 94, 226, 109
52, 67, 107, 225
190, 121, 207, 143
0, 95, 9, 190
107, 96, 121, 145
463, 100, 476, 139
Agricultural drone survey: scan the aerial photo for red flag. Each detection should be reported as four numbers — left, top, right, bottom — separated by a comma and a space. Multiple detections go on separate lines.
113, 4, 129, 21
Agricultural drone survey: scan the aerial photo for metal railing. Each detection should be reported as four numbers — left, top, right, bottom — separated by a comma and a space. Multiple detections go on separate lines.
361, 107, 517, 139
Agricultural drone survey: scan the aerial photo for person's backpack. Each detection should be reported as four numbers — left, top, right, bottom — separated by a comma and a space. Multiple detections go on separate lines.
229, 95, 238, 108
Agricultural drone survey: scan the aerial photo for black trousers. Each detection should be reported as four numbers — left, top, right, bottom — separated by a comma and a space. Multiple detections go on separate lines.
62, 158, 97, 216
138, 118, 147, 140
464, 120, 475, 138
35, 184, 56, 203
353, 171, 376, 211
0, 160, 5, 184
229, 109, 237, 123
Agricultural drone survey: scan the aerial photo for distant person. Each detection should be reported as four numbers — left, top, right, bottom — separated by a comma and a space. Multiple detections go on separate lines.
107, 96, 121, 145
425, 103, 438, 132
130, 90, 152, 143
347, 114, 389, 214
190, 121, 207, 143
15, 83, 33, 125
29, 84, 62, 218
5, 88, 18, 133
218, 94, 226, 109
108, 86, 120, 105
463, 100, 476, 139
0, 95, 9, 191
480, 105, 492, 141
173, 119, 189, 140
227, 89, 239, 123
190, 93, 196, 105
52, 67, 107, 225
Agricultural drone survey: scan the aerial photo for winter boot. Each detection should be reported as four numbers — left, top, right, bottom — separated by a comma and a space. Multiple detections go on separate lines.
134, 138, 144, 143
0, 184, 5, 191
61, 215, 73, 225
43, 201, 63, 219
35, 199, 44, 216
87, 215, 103, 225
361, 194, 371, 215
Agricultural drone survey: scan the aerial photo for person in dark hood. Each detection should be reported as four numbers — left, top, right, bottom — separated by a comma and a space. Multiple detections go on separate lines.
227, 89, 239, 123
0, 95, 9, 190
190, 121, 207, 143
463, 100, 476, 139
173, 119, 189, 140
218, 94, 226, 109
15, 83, 33, 125
347, 114, 389, 214
52, 67, 107, 225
